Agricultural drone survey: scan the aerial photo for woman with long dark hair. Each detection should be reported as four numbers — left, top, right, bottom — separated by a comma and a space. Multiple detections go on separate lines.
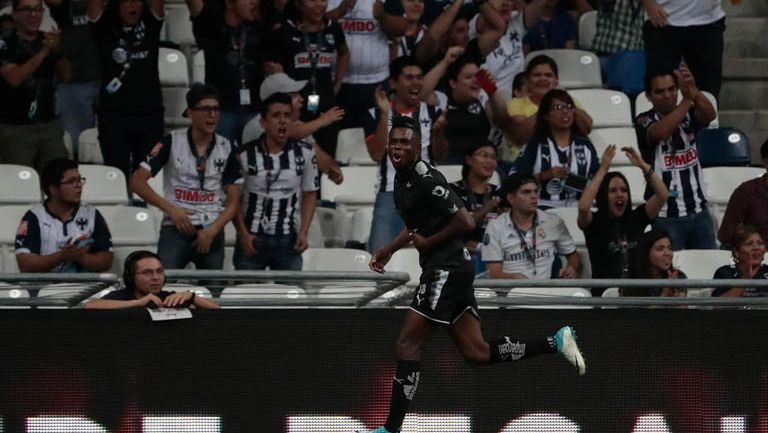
712, 225, 768, 297
577, 144, 669, 278
514, 88, 599, 209
623, 229, 687, 297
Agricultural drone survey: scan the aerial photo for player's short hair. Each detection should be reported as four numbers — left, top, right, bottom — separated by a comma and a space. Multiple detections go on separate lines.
390, 56, 422, 81
261, 92, 293, 115
526, 55, 559, 78
389, 115, 421, 142
41, 158, 79, 196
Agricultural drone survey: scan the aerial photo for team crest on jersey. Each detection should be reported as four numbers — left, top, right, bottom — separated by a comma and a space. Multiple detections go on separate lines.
468, 102, 482, 115
149, 142, 163, 157
16, 221, 27, 236
638, 115, 653, 128
76, 217, 88, 231
325, 33, 335, 45
537, 227, 546, 239
214, 159, 225, 172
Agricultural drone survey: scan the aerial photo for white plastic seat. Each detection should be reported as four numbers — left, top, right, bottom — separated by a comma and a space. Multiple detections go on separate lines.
314, 207, 348, 247
307, 213, 325, 248
320, 166, 377, 206
301, 248, 372, 272
635, 90, 719, 128
348, 206, 374, 245
78, 165, 129, 205
673, 249, 732, 280
578, 10, 597, 49
611, 166, 647, 204
158, 47, 189, 87
0, 284, 29, 309
192, 50, 205, 83
162, 87, 192, 128
545, 207, 585, 247
97, 206, 158, 246
164, 5, 195, 46
0, 205, 32, 274
567, 89, 632, 127
384, 247, 421, 286
703, 167, 763, 208
525, 49, 602, 89
336, 128, 375, 165
0, 165, 40, 204
588, 127, 639, 166
77, 128, 104, 164
63, 131, 73, 159
602, 287, 619, 297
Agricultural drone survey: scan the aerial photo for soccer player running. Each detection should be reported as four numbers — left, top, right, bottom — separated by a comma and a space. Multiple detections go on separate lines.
365, 115, 586, 433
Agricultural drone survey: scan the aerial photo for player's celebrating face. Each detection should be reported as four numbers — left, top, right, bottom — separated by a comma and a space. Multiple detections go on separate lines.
388, 126, 419, 170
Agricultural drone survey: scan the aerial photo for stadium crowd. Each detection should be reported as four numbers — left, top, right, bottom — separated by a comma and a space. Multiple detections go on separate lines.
1, 0, 763, 298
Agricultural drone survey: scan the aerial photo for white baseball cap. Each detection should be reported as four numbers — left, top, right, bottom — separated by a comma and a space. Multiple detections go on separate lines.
259, 73, 308, 100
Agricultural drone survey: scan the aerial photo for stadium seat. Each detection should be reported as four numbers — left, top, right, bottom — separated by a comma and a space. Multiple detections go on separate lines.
602, 287, 619, 297
192, 50, 205, 83
577, 249, 591, 279
567, 89, 632, 128
77, 128, 104, 164
0, 205, 30, 273
588, 128, 639, 166
0, 284, 29, 308
315, 206, 349, 247
696, 127, 750, 167
37, 283, 92, 308
97, 205, 158, 246
0, 164, 41, 204
611, 165, 647, 204
162, 87, 192, 128
164, 5, 195, 46
578, 10, 597, 49
158, 47, 189, 87
301, 248, 372, 272
307, 213, 325, 248
525, 49, 602, 89
634, 90, 719, 128
348, 206, 374, 246
384, 247, 421, 286
674, 249, 732, 285
320, 166, 377, 206
241, 116, 262, 144
545, 207, 585, 247
63, 132, 73, 159
703, 166, 763, 208
336, 128, 375, 165
78, 165, 129, 205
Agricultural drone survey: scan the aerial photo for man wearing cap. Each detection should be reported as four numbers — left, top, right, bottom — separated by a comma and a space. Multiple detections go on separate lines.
256, 72, 344, 184
130, 83, 242, 270
482, 173, 581, 279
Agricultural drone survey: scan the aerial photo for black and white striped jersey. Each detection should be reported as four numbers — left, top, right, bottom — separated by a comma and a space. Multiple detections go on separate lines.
636, 108, 708, 218
238, 136, 319, 236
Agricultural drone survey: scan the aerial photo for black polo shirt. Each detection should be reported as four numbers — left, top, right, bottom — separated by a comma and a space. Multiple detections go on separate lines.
49, 0, 100, 82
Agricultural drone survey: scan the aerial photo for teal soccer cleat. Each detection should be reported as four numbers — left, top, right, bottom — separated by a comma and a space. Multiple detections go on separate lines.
554, 326, 586, 376
358, 428, 392, 433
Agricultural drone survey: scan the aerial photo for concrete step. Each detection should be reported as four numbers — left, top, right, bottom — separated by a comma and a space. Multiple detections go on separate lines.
719, 110, 768, 162
724, 17, 768, 39
723, 0, 768, 18
725, 39, 768, 58
723, 58, 768, 78
719, 81, 768, 110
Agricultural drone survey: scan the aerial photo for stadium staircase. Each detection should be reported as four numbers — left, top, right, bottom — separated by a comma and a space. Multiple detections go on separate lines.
720, 1, 768, 162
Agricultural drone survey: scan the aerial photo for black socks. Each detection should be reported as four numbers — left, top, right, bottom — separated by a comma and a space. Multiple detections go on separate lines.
487, 336, 557, 364
384, 360, 420, 433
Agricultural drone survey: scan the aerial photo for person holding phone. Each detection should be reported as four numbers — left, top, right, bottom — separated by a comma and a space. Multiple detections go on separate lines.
15, 158, 113, 273
513, 88, 599, 209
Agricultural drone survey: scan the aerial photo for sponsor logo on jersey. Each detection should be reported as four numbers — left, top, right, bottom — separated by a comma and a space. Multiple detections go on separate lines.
293, 53, 334, 68
174, 188, 216, 203
339, 19, 378, 33
662, 147, 699, 170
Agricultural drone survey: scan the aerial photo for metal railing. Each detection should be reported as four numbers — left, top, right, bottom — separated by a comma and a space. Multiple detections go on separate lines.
0, 273, 119, 307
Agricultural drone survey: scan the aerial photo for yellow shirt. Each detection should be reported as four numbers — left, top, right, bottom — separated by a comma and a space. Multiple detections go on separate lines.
503, 96, 584, 160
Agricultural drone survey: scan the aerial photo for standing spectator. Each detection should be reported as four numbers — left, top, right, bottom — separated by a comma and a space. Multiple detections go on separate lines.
469, 0, 547, 92
515, 89, 599, 209
482, 173, 581, 279
0, 0, 70, 173
365, 54, 449, 253
635, 67, 717, 250
448, 141, 502, 270
591, 0, 644, 67
522, 0, 576, 54
642, 0, 729, 98
577, 145, 669, 279
623, 229, 686, 296
185, 0, 269, 144
234, 92, 318, 270
327, 0, 393, 130
46, 0, 100, 159
266, 0, 349, 157
15, 158, 113, 273
718, 139, 768, 248
88, 0, 164, 178
130, 84, 242, 270
712, 226, 768, 298
506, 55, 592, 158
390, 0, 426, 59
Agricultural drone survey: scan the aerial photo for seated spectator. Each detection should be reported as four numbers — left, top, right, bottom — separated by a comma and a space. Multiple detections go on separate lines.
130, 84, 242, 270
578, 145, 669, 278
448, 140, 502, 268
85, 250, 220, 309
15, 158, 113, 273
512, 70, 528, 98
718, 139, 768, 247
234, 93, 318, 270
0, 0, 70, 174
514, 88, 599, 209
427, 56, 510, 163
482, 173, 581, 279
522, 0, 577, 54
88, 0, 165, 178
635, 67, 717, 250
712, 226, 768, 298
506, 55, 592, 156
622, 229, 686, 297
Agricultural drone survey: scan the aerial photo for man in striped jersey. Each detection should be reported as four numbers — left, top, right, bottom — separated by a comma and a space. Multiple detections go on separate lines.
364, 55, 450, 253
234, 92, 319, 270
635, 67, 717, 250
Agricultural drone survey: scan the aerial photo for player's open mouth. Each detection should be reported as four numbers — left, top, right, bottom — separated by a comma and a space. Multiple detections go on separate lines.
391, 152, 403, 163
278, 127, 287, 137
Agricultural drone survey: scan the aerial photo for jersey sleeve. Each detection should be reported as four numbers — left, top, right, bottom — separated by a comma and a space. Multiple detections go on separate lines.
140, 134, 173, 176
14, 211, 41, 255
635, 110, 658, 158
301, 146, 320, 192
553, 214, 577, 256
481, 218, 503, 262
91, 210, 113, 252
223, 149, 244, 185
419, 177, 465, 220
